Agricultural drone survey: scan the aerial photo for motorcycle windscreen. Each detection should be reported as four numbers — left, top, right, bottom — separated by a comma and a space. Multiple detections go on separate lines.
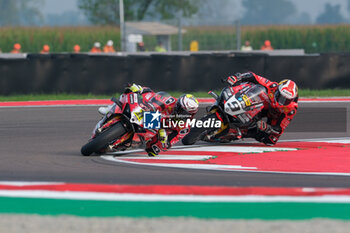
238, 84, 268, 107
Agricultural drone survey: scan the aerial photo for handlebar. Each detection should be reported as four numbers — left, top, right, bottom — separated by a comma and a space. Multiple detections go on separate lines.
208, 91, 219, 100
110, 96, 123, 108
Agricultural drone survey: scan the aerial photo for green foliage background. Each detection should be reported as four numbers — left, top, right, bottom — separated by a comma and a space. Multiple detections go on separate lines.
0, 27, 120, 53
1, 89, 350, 101
1, 25, 350, 53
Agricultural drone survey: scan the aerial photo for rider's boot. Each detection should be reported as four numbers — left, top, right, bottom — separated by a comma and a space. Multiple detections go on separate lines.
98, 105, 113, 115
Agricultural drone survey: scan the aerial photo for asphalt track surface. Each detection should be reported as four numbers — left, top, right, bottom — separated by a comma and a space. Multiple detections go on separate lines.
0, 102, 350, 187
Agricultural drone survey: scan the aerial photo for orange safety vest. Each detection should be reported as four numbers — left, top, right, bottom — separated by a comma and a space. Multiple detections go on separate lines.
103, 46, 116, 53
90, 47, 102, 53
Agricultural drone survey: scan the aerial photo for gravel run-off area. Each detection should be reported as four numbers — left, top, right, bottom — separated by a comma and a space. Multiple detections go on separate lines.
1, 215, 350, 233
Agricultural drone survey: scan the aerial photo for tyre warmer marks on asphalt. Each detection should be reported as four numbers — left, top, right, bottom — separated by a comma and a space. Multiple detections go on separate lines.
102, 140, 350, 176
1, 182, 350, 219
1, 97, 350, 107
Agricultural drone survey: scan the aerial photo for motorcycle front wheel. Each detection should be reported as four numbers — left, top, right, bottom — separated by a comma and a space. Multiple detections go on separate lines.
182, 113, 219, 145
81, 122, 127, 156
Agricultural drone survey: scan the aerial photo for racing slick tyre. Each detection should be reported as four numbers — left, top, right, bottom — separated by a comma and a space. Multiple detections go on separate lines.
182, 113, 219, 145
81, 122, 127, 156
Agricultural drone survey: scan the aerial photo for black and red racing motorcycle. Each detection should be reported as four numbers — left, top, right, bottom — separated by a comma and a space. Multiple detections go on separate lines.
80, 91, 169, 156
182, 82, 269, 145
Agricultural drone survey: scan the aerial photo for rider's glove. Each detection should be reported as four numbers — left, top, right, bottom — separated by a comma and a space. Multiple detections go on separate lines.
145, 129, 170, 157
257, 120, 281, 135
126, 83, 143, 93
158, 129, 170, 149
257, 120, 269, 132
222, 73, 242, 86
146, 144, 161, 157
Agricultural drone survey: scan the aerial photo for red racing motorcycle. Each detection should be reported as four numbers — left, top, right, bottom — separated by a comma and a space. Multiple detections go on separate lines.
81, 91, 164, 156
182, 82, 269, 145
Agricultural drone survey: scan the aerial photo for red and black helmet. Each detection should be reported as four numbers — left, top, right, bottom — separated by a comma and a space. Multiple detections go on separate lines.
274, 79, 298, 106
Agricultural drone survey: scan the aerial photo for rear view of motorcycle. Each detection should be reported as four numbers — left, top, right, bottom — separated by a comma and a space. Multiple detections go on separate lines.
182, 82, 269, 145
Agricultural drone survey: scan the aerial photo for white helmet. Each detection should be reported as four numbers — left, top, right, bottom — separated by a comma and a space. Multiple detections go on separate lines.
94, 42, 101, 48
175, 94, 199, 116
107, 40, 113, 46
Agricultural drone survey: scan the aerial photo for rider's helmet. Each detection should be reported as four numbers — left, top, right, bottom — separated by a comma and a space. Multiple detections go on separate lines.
94, 42, 101, 48
264, 40, 271, 47
14, 43, 21, 50
274, 79, 298, 106
107, 40, 114, 46
174, 94, 199, 118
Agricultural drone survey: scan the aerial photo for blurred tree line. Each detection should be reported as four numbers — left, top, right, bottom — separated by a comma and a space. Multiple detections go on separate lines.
0, 0, 43, 26
1, 0, 350, 26
76, 0, 350, 25
77, 0, 201, 24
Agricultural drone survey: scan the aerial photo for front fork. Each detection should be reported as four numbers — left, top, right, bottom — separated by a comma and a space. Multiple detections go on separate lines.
92, 115, 122, 138
108, 131, 133, 151
92, 114, 134, 149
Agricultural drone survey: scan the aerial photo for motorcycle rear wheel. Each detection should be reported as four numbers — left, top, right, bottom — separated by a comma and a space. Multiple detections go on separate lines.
182, 113, 219, 145
81, 122, 127, 156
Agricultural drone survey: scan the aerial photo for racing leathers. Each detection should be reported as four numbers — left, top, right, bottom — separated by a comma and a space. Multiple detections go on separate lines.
124, 84, 191, 156
224, 72, 298, 145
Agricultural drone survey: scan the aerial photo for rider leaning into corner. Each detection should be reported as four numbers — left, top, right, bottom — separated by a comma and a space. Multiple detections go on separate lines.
222, 72, 298, 145
99, 84, 199, 156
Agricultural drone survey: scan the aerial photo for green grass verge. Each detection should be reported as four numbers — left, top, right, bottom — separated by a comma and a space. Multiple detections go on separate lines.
299, 89, 350, 97
0, 89, 349, 101
1, 197, 350, 219
0, 93, 112, 102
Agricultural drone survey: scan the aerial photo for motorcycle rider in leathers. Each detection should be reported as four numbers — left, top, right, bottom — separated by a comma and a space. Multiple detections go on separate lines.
99, 84, 199, 156
223, 72, 298, 145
